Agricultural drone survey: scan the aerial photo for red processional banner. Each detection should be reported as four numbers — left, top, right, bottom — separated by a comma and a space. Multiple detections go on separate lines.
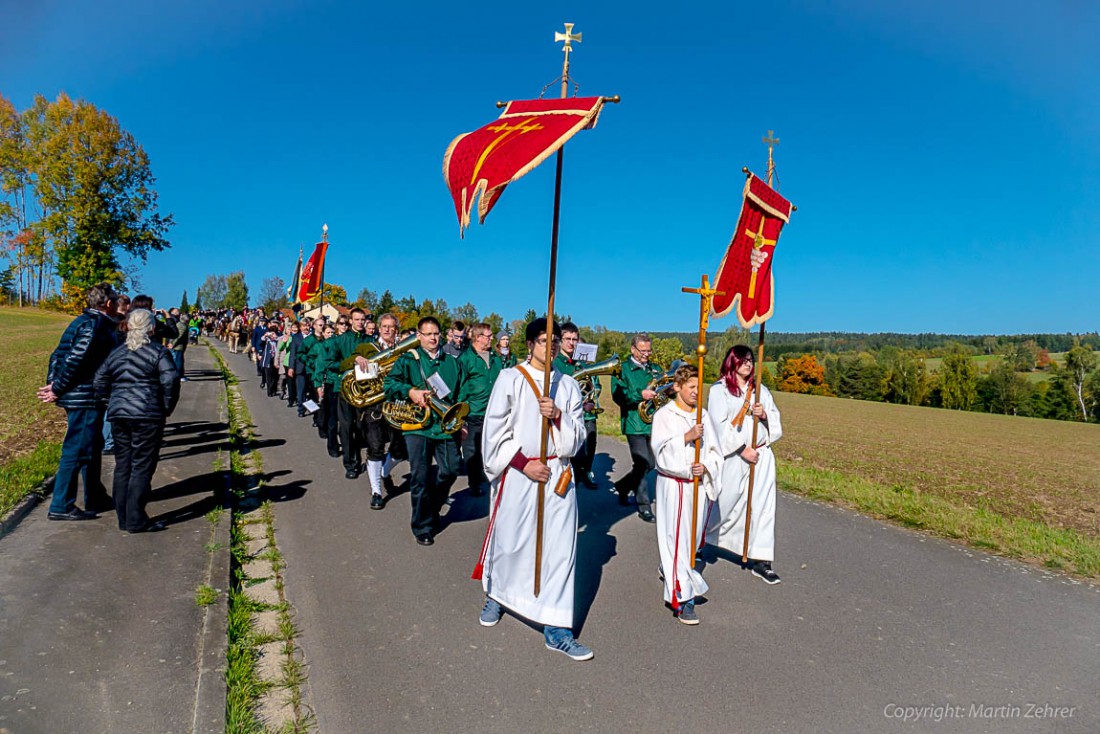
712, 173, 794, 328
443, 96, 607, 235
297, 241, 328, 303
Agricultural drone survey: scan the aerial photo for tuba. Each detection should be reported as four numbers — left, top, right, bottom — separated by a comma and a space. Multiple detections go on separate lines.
383, 390, 469, 435
339, 333, 420, 408
637, 360, 684, 424
571, 354, 621, 415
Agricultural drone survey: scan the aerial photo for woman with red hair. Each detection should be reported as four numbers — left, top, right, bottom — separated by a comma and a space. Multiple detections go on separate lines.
705, 344, 784, 584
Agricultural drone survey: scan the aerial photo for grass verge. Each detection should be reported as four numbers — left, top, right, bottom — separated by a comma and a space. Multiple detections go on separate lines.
0, 441, 62, 518
209, 342, 314, 733
778, 463, 1100, 579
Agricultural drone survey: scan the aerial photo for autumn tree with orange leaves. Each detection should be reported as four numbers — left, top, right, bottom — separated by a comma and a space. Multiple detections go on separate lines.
776, 354, 834, 396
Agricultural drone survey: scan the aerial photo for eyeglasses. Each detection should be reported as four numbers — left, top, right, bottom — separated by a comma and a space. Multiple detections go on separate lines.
633, 347, 652, 355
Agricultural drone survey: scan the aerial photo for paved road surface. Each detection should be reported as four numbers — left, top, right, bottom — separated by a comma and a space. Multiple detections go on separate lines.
0, 346, 228, 734
217, 341, 1099, 734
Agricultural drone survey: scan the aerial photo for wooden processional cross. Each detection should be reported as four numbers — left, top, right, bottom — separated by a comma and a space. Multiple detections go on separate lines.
681, 275, 723, 568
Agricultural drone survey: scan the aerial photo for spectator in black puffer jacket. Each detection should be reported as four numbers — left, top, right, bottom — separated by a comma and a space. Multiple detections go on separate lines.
93, 308, 180, 533
41, 283, 121, 520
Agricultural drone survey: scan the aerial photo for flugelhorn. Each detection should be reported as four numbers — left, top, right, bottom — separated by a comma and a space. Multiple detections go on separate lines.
572, 354, 621, 415
382, 390, 469, 435
339, 333, 420, 408
637, 360, 684, 424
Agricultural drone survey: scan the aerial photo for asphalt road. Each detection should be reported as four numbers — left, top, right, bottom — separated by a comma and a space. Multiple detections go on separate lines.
219, 342, 1099, 734
0, 345, 229, 734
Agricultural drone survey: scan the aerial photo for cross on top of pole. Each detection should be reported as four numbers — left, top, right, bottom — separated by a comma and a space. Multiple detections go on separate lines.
554, 22, 582, 55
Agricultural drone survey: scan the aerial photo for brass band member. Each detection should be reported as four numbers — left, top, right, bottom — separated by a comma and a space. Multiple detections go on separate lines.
457, 322, 504, 497
383, 317, 466, 546
552, 322, 598, 489
312, 321, 341, 458
319, 308, 373, 478
362, 313, 408, 509
611, 333, 663, 523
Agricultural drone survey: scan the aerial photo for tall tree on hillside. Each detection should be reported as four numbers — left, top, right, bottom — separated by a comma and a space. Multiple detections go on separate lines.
197, 273, 228, 309
223, 271, 249, 311
180, 290, 190, 313
304, 282, 347, 307
1063, 346, 1096, 421
451, 302, 479, 326
484, 312, 504, 335
23, 93, 173, 302
651, 337, 687, 371
983, 360, 1031, 415
940, 347, 978, 410
880, 351, 930, 405
1085, 370, 1100, 424
259, 276, 288, 314
354, 287, 379, 314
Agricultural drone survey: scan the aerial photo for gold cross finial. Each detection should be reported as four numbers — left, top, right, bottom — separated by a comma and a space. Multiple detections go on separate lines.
554, 22, 582, 54
762, 130, 779, 187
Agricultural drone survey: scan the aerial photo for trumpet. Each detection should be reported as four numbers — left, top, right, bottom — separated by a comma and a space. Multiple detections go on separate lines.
339, 333, 420, 408
382, 390, 469, 434
637, 361, 683, 424
572, 354, 621, 415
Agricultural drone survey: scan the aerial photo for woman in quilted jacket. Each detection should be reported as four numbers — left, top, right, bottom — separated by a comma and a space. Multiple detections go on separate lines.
94, 309, 180, 533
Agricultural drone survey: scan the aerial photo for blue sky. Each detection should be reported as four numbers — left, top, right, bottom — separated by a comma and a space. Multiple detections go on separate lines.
3, 0, 1098, 333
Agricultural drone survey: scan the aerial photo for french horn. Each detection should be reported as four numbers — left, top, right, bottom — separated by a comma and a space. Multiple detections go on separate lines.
571, 354, 621, 415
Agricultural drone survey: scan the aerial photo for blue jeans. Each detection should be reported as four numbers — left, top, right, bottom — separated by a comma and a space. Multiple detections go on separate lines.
103, 418, 114, 452
544, 626, 575, 645
171, 349, 185, 378
49, 407, 108, 513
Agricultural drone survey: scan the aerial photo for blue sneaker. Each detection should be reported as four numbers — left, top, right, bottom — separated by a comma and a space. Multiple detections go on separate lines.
678, 601, 700, 625
479, 597, 502, 627
543, 627, 594, 661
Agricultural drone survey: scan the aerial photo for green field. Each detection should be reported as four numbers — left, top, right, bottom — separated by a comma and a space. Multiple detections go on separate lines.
592, 373, 1100, 578
0, 307, 73, 516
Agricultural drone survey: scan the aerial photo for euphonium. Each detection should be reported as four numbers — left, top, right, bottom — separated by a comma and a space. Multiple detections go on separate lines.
382, 390, 469, 435
571, 354, 621, 415
339, 333, 420, 408
637, 361, 683, 424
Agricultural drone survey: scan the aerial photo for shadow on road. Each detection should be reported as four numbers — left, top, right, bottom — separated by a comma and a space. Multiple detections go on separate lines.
574, 450, 633, 635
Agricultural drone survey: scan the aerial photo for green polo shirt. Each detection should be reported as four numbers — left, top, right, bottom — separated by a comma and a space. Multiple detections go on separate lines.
384, 347, 465, 439
458, 348, 503, 418
611, 356, 663, 436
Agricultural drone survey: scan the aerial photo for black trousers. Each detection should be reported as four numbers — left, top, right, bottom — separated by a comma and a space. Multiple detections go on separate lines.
405, 433, 460, 538
111, 418, 165, 531
572, 418, 598, 476
337, 395, 365, 470
264, 365, 278, 396
296, 374, 311, 416
459, 415, 486, 491
323, 389, 340, 454
617, 433, 654, 512
285, 373, 298, 405
363, 408, 404, 462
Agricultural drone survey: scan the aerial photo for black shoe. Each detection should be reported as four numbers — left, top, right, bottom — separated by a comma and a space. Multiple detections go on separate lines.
416, 533, 434, 546
370, 494, 385, 510
751, 561, 782, 585
580, 475, 597, 490
298, 410, 306, 418
345, 468, 359, 479
47, 509, 97, 521
638, 509, 656, 524
329, 450, 342, 459
128, 520, 167, 533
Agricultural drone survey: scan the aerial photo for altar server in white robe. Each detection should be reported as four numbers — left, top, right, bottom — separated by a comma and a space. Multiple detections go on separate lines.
651, 364, 723, 625
706, 344, 784, 584
472, 318, 593, 661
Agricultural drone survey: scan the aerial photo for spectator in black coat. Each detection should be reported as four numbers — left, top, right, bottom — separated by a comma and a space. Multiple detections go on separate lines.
94, 308, 180, 533
41, 283, 121, 520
